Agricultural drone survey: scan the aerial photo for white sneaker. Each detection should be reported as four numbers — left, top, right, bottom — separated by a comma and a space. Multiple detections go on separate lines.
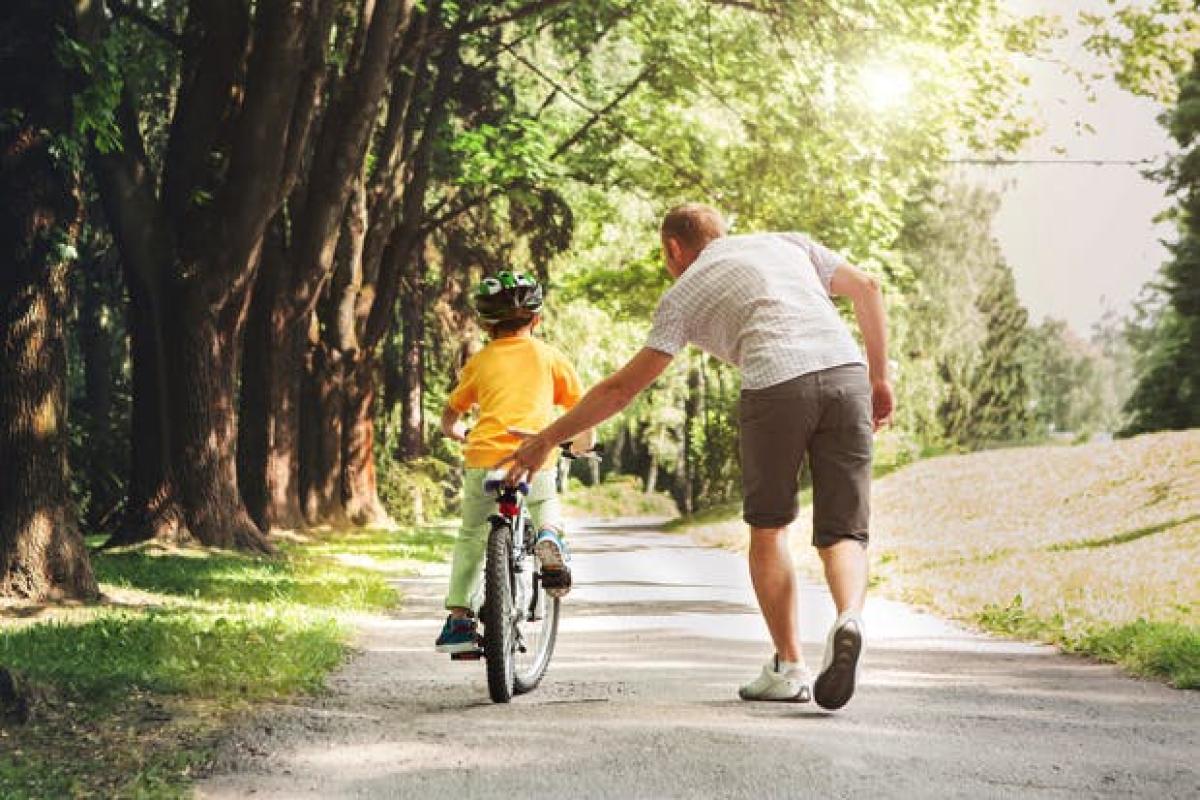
738, 655, 812, 702
813, 611, 864, 710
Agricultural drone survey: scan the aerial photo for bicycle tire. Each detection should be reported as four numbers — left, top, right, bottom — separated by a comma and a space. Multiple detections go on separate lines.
482, 522, 516, 703
513, 586, 559, 695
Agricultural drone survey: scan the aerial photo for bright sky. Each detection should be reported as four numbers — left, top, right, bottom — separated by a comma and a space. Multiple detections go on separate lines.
962, 0, 1176, 335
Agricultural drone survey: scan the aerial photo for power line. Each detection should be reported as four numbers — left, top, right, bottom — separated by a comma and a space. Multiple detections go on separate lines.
948, 157, 1158, 167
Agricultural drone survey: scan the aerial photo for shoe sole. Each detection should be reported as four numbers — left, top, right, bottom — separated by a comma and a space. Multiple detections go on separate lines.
813, 623, 862, 710
738, 686, 812, 703
436, 640, 479, 654
535, 539, 571, 598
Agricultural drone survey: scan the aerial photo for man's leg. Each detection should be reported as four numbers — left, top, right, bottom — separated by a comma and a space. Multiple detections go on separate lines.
749, 525, 803, 664
818, 539, 868, 615
807, 365, 874, 709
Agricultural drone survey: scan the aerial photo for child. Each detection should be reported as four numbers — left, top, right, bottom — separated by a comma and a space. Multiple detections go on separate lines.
435, 270, 593, 654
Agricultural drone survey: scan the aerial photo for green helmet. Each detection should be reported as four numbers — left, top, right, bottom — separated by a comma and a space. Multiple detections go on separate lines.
473, 270, 544, 325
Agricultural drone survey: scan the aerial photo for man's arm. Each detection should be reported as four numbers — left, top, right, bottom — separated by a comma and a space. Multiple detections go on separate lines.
829, 263, 894, 429
502, 348, 674, 479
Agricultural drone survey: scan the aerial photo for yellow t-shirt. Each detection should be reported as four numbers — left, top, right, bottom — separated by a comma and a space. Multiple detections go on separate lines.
448, 335, 584, 470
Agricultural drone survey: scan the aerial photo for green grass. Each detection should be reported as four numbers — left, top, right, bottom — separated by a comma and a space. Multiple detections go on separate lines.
1046, 514, 1200, 553
0, 524, 456, 799
0, 610, 344, 699
563, 476, 679, 519
976, 595, 1200, 689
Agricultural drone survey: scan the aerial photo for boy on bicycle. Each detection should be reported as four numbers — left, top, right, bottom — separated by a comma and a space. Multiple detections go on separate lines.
435, 270, 593, 654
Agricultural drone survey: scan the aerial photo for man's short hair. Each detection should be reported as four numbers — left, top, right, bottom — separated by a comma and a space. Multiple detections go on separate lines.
661, 203, 728, 251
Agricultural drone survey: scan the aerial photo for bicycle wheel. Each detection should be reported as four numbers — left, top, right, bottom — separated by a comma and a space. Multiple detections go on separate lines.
512, 546, 560, 695
482, 522, 517, 703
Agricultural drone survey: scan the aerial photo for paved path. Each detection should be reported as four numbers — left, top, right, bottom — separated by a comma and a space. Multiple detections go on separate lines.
199, 520, 1199, 799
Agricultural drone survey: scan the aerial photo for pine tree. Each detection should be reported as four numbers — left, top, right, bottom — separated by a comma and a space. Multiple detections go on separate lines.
1124, 49, 1200, 434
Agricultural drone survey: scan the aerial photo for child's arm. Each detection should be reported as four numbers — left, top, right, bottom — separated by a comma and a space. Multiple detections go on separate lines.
440, 404, 468, 443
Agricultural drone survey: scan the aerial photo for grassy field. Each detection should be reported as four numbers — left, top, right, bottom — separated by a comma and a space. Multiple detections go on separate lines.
673, 430, 1200, 688
0, 525, 455, 799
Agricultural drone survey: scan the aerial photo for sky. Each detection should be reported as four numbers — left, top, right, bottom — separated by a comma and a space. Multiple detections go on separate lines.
961, 0, 1177, 336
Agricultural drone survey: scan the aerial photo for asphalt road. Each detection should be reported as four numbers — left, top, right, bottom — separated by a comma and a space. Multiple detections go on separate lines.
199, 519, 1199, 799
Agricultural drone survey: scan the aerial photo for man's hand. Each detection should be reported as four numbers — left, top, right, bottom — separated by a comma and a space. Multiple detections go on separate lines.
871, 379, 895, 431
498, 429, 554, 484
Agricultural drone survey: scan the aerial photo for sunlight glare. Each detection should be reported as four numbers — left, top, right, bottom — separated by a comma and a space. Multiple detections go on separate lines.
861, 63, 913, 111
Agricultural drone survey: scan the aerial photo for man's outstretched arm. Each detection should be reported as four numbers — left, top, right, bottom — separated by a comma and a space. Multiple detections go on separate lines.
502, 348, 674, 480
830, 263, 894, 430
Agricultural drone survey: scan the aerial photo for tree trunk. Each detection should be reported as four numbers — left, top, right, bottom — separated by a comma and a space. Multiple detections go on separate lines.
76, 248, 122, 528
168, 289, 272, 552
104, 257, 186, 547
398, 265, 426, 459
301, 342, 349, 527
239, 243, 306, 533
644, 454, 659, 495
0, 257, 98, 600
0, 0, 98, 600
342, 353, 392, 526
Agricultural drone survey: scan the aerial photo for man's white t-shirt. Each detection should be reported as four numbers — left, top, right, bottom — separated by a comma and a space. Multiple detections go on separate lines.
645, 232, 865, 390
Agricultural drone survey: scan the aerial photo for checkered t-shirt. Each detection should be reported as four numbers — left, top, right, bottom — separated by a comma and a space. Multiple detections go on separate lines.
645, 232, 865, 390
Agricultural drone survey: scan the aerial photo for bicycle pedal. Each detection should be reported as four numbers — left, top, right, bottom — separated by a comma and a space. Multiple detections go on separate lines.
450, 649, 484, 661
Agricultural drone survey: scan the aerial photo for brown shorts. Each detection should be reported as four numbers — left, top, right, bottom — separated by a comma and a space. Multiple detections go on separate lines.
739, 364, 872, 547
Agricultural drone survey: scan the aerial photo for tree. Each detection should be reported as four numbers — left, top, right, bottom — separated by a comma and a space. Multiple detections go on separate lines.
0, 1, 99, 600
78, 1, 341, 551
1124, 48, 1200, 434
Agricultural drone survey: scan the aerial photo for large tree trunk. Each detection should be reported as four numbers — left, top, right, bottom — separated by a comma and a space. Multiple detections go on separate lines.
169, 288, 271, 552
342, 354, 392, 526
0, 0, 99, 600
239, 243, 306, 533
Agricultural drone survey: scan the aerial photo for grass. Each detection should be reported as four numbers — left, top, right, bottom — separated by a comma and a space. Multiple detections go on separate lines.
1046, 514, 1200, 552
0, 523, 456, 799
562, 475, 679, 519
977, 596, 1200, 689
671, 429, 1200, 689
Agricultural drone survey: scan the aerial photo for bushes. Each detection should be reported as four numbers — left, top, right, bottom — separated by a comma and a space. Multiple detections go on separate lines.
377, 456, 456, 525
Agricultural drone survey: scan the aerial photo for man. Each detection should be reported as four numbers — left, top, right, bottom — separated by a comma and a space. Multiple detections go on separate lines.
503, 203, 893, 711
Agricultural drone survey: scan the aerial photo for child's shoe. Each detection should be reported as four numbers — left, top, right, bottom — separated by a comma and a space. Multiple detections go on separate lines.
534, 529, 572, 598
435, 615, 478, 654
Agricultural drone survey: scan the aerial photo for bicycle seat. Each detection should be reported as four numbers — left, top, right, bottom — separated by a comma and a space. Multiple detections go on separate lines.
483, 469, 529, 495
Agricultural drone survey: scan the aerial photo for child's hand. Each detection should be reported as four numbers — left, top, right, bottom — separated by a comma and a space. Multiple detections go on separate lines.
446, 421, 469, 443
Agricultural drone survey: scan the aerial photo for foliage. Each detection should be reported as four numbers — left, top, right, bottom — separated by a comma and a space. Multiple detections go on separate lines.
1123, 48, 1200, 435
896, 181, 1035, 448
1022, 318, 1124, 436
1081, 0, 1200, 103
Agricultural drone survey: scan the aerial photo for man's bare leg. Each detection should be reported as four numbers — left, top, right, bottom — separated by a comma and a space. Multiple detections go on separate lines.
817, 539, 868, 614
748, 526, 803, 664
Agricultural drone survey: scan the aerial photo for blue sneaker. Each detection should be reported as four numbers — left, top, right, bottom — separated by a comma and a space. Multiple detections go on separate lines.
535, 529, 572, 598
435, 615, 478, 654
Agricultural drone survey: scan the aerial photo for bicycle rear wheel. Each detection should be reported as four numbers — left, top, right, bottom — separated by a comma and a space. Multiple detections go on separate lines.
513, 551, 559, 695
482, 522, 517, 703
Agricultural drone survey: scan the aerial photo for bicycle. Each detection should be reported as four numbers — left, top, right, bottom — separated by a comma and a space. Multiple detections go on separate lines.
453, 442, 598, 703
